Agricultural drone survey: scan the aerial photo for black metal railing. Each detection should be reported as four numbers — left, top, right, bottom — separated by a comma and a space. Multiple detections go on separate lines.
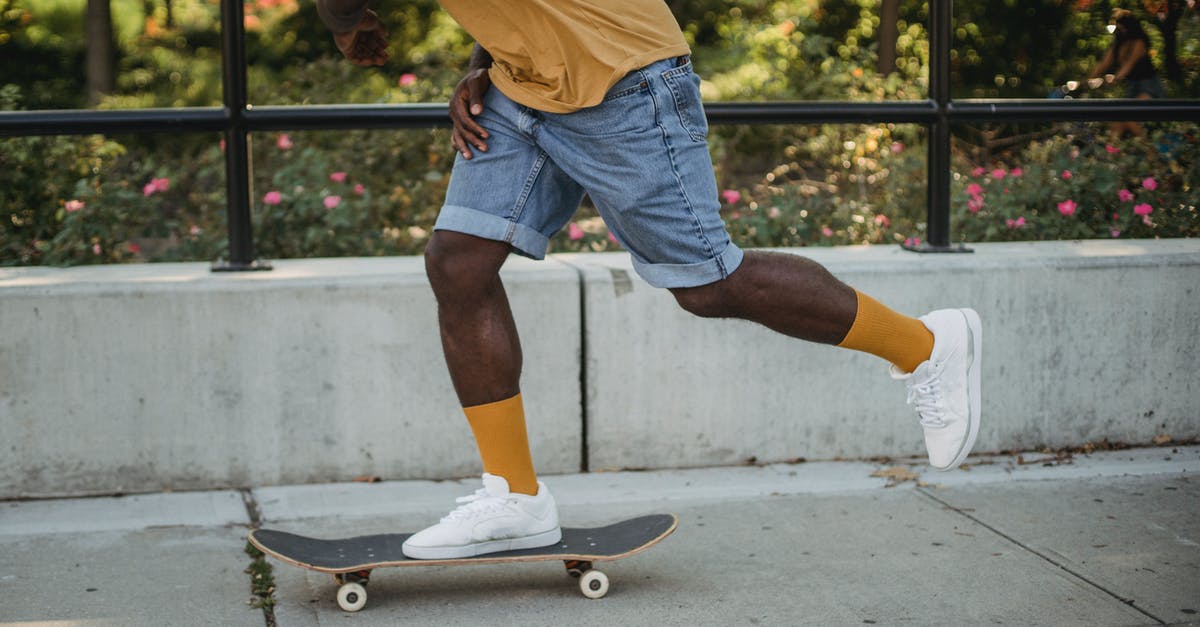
1, 0, 1197, 268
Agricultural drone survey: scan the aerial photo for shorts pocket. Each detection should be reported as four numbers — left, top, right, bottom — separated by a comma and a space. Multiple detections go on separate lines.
661, 64, 708, 143
555, 81, 652, 137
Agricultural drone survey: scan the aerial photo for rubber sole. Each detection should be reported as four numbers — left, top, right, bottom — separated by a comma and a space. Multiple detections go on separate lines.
402, 527, 563, 560
940, 307, 982, 471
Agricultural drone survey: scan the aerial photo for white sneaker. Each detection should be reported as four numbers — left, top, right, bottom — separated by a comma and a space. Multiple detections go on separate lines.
891, 308, 982, 471
401, 473, 561, 559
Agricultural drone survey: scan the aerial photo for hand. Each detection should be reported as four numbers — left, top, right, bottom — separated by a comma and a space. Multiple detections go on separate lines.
449, 68, 491, 159
332, 10, 389, 67
1087, 77, 1105, 90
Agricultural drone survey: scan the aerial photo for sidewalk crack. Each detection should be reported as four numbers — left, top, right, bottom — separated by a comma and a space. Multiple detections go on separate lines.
241, 489, 277, 627
915, 487, 1166, 626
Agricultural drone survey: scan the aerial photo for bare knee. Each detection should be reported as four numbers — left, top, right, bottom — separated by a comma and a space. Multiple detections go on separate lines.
424, 231, 509, 296
670, 281, 736, 319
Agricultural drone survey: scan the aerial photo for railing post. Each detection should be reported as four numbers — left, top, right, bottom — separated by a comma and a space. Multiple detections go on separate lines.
910, 0, 970, 253
213, 0, 270, 271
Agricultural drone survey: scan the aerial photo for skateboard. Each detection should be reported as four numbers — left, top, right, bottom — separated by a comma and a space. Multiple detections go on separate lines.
248, 513, 677, 611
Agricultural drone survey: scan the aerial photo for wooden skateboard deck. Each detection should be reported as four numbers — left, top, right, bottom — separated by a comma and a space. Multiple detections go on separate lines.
249, 513, 677, 611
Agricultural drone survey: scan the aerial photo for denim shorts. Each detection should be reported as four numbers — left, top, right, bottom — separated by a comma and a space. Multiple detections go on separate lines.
1126, 77, 1164, 99
435, 57, 744, 289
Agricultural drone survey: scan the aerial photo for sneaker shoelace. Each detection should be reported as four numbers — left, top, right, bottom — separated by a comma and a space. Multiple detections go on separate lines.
907, 379, 946, 429
440, 488, 512, 524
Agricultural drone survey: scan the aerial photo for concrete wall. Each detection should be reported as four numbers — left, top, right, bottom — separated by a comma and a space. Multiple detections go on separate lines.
2, 240, 1197, 497
564, 240, 1200, 471
1, 257, 582, 497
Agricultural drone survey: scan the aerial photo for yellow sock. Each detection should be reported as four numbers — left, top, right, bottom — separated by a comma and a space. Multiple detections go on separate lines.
463, 393, 539, 495
837, 290, 934, 374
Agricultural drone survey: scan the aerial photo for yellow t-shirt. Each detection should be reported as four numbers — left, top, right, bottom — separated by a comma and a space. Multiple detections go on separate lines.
439, 1, 690, 113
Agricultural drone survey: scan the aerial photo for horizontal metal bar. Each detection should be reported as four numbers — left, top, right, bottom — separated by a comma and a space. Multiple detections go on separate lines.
4, 99, 1199, 137
244, 103, 451, 130
0, 107, 227, 137
703, 101, 939, 124
949, 99, 1200, 122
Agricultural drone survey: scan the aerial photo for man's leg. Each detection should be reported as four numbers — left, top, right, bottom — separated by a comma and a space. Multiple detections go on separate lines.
670, 251, 980, 471
403, 230, 561, 560
669, 250, 934, 373
423, 230, 537, 496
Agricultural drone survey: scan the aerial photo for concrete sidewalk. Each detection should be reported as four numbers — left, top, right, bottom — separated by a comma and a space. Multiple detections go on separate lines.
2, 446, 1197, 626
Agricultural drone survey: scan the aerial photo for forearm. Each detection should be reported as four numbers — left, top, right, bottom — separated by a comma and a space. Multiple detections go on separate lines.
316, 0, 369, 33
469, 44, 493, 71
1089, 50, 1113, 78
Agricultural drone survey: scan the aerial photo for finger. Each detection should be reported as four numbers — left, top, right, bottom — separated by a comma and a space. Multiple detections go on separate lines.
467, 82, 487, 117
451, 117, 487, 150
450, 89, 473, 124
454, 91, 488, 137
451, 131, 473, 159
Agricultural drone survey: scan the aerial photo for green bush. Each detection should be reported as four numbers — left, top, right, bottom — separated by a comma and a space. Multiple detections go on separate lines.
250, 127, 453, 259
951, 125, 1199, 242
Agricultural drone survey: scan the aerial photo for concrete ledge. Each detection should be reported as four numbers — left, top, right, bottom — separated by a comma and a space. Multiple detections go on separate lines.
2, 239, 1197, 497
0, 256, 582, 497
560, 239, 1200, 470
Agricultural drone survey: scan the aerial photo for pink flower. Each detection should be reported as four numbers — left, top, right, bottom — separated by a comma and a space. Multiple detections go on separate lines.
398, 73, 417, 87
967, 197, 984, 213
567, 223, 584, 241
219, 138, 226, 153
353, 183, 365, 196
92, 243, 102, 255
991, 168, 1007, 180
276, 134, 293, 150
1061, 170, 1073, 181
1057, 199, 1077, 216
65, 200, 85, 212
1133, 203, 1153, 216
323, 195, 341, 209
720, 189, 741, 204
873, 214, 891, 228
1118, 189, 1134, 202
904, 237, 922, 248
890, 142, 904, 154
971, 167, 986, 177
1005, 217, 1026, 229
821, 226, 834, 237
127, 242, 142, 254
1009, 167, 1023, 177
142, 177, 170, 197
1111, 229, 1121, 238
965, 183, 983, 197
189, 225, 202, 236
329, 172, 347, 183
1105, 144, 1120, 154
262, 191, 282, 205
1142, 177, 1158, 191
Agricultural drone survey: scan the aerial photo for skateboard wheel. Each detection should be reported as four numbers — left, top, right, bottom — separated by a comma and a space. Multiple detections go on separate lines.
578, 570, 609, 599
337, 582, 368, 612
